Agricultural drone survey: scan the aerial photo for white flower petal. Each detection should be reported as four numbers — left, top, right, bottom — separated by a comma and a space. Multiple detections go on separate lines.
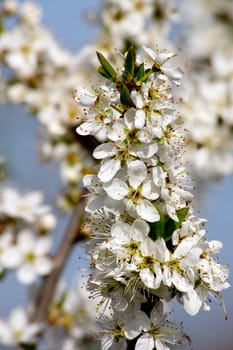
136, 199, 160, 222
141, 178, 160, 200
21, 324, 41, 343
183, 291, 202, 316
162, 67, 183, 85
17, 264, 37, 284
101, 334, 114, 350
98, 159, 121, 182
76, 121, 100, 136
130, 143, 158, 158
108, 120, 125, 141
85, 195, 106, 212
75, 90, 96, 106
156, 51, 175, 65
172, 270, 193, 292
93, 143, 116, 159
131, 91, 144, 109
111, 222, 130, 244
127, 160, 147, 189
83, 174, 101, 192
1, 247, 22, 268
9, 308, 27, 330
112, 293, 128, 312
124, 310, 149, 339
0, 320, 13, 345
135, 334, 154, 350
103, 178, 129, 200
35, 257, 53, 275
154, 239, 170, 262
208, 240, 223, 253
143, 46, 156, 61
17, 230, 35, 253
155, 339, 170, 350
124, 108, 136, 129
150, 302, 164, 324
105, 196, 125, 213
131, 219, 150, 241
173, 238, 196, 258
140, 267, 162, 289
152, 166, 166, 187
135, 109, 146, 129
35, 236, 52, 256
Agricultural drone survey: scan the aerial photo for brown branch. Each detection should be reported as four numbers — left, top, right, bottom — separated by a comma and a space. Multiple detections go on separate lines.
31, 193, 86, 323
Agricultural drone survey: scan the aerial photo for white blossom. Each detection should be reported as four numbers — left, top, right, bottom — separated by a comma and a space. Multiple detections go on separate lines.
0, 308, 41, 346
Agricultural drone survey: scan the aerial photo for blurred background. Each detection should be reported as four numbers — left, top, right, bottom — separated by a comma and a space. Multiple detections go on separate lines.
0, 1, 232, 349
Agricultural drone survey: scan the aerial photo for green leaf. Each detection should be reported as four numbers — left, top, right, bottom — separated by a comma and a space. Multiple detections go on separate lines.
176, 207, 189, 225
120, 82, 132, 106
136, 63, 145, 82
96, 51, 117, 82
97, 66, 114, 81
149, 211, 165, 241
164, 207, 189, 242
123, 46, 136, 82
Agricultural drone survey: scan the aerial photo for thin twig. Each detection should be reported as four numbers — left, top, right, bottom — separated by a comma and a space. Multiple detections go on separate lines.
30, 193, 86, 323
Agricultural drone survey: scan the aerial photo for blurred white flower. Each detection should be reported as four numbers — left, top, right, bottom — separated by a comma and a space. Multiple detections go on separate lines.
0, 230, 15, 273
0, 307, 41, 346
0, 187, 55, 228
2, 229, 53, 284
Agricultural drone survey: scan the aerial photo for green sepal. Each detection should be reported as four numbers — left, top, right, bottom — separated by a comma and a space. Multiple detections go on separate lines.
164, 207, 189, 242
96, 52, 117, 82
123, 46, 136, 82
120, 82, 132, 106
149, 210, 165, 241
194, 278, 201, 289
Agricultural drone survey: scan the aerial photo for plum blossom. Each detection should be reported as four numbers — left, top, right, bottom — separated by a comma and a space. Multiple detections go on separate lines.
0, 307, 41, 346
76, 45, 229, 349
133, 302, 186, 350
0, 187, 55, 227
2, 229, 53, 284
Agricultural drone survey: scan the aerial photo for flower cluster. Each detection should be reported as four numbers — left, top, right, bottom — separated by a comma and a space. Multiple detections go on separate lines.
0, 186, 55, 283
179, 0, 233, 179
98, 0, 177, 48
76, 46, 230, 349
44, 281, 100, 350
0, 0, 93, 209
0, 1, 231, 349
79, 0, 233, 182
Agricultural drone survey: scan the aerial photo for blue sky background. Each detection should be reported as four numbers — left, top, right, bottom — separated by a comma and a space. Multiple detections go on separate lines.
0, 1, 232, 349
